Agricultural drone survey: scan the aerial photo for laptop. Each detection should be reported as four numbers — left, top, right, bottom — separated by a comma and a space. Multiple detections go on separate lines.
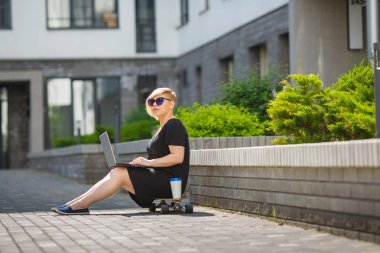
99, 131, 155, 173
99, 131, 133, 168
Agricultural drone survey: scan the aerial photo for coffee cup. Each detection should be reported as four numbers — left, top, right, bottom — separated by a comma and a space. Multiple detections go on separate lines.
170, 178, 182, 199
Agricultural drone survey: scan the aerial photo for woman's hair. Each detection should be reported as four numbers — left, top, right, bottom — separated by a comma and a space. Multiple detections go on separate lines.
145, 87, 177, 120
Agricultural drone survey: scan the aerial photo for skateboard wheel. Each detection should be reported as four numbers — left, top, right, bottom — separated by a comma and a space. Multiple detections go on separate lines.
185, 204, 193, 213
149, 203, 156, 212
161, 205, 170, 214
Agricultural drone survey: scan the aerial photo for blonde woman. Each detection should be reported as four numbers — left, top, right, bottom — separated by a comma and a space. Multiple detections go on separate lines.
52, 87, 189, 214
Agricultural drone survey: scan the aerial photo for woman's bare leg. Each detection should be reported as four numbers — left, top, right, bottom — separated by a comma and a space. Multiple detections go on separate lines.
68, 167, 134, 210
65, 176, 111, 205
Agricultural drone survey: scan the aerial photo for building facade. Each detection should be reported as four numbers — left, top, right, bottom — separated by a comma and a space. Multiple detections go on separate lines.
0, 0, 378, 168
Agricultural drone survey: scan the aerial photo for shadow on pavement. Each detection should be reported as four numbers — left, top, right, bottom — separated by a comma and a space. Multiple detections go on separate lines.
93, 211, 215, 218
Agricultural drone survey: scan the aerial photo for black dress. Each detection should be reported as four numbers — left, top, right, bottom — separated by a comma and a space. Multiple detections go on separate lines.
126, 118, 190, 207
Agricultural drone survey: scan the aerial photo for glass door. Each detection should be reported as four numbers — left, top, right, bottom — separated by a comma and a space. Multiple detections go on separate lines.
72, 80, 95, 136
0, 87, 8, 168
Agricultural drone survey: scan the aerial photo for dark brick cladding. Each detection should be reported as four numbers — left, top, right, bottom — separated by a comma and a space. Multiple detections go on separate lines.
177, 5, 289, 105
0, 58, 178, 118
7, 83, 30, 168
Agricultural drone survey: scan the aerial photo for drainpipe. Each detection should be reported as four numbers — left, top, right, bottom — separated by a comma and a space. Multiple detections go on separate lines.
367, 0, 379, 59
374, 43, 380, 137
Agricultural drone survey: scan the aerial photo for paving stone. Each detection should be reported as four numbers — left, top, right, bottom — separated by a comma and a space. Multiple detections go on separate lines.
0, 169, 379, 253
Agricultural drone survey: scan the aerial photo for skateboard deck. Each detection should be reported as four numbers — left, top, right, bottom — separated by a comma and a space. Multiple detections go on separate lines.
149, 197, 193, 214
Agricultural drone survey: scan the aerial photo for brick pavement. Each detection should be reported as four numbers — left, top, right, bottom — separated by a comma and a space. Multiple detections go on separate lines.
0, 169, 380, 253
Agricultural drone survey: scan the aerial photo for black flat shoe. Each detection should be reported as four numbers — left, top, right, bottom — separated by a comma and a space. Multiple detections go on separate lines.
51, 204, 89, 215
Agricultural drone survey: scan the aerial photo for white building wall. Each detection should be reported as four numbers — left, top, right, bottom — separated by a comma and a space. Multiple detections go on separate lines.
0, 0, 180, 59
178, 0, 289, 55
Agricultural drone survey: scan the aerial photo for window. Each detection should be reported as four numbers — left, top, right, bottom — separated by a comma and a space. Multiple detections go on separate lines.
180, 0, 189, 25
47, 77, 120, 147
72, 79, 95, 135
250, 43, 268, 78
278, 33, 289, 73
137, 75, 157, 105
181, 70, 188, 88
0, 0, 11, 29
219, 56, 234, 82
136, 0, 156, 53
47, 0, 118, 29
195, 66, 202, 103
96, 78, 119, 127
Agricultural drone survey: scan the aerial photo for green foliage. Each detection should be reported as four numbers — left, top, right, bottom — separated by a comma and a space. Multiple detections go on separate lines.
53, 125, 115, 147
267, 74, 330, 144
121, 120, 157, 142
120, 106, 158, 142
267, 62, 375, 144
176, 103, 265, 137
324, 62, 375, 140
52, 137, 77, 148
220, 67, 285, 121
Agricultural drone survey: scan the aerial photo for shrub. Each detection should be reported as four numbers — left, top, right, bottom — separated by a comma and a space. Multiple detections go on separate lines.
121, 120, 157, 142
53, 125, 115, 147
267, 74, 330, 144
176, 103, 265, 137
53, 137, 77, 148
220, 67, 285, 121
120, 106, 157, 141
267, 62, 375, 144
324, 62, 375, 140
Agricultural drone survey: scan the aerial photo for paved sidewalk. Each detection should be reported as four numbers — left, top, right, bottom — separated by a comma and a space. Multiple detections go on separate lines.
0, 169, 380, 253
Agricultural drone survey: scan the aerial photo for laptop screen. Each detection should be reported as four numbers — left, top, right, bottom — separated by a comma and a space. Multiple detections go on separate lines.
99, 132, 117, 168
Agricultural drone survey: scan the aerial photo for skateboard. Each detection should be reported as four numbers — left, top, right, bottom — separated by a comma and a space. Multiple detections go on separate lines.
149, 198, 193, 214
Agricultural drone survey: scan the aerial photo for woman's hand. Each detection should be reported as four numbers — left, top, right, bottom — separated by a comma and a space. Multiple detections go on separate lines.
130, 157, 151, 166
130, 145, 184, 167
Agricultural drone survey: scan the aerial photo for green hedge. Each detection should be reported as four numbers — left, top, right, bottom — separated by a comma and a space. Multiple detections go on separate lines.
267, 62, 375, 144
176, 103, 265, 137
53, 125, 115, 148
120, 106, 157, 141
220, 67, 284, 121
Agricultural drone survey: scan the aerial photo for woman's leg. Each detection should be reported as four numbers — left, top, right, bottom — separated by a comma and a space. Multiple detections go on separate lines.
65, 175, 112, 206
68, 167, 134, 210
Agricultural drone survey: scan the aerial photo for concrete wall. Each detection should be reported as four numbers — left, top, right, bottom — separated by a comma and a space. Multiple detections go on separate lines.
289, 0, 367, 87
189, 139, 380, 242
26, 136, 278, 183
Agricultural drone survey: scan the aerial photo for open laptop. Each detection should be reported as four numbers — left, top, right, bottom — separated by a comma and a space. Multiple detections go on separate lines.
99, 131, 155, 173
99, 131, 133, 168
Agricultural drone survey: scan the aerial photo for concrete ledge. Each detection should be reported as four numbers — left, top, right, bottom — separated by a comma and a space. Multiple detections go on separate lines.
26, 136, 275, 183
190, 139, 380, 167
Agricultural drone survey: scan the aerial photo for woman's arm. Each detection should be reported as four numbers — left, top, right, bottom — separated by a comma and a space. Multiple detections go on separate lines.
130, 145, 185, 167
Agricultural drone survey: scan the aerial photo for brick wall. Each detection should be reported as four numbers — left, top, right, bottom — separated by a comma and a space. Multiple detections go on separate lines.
7, 83, 30, 168
177, 5, 289, 105
189, 139, 380, 242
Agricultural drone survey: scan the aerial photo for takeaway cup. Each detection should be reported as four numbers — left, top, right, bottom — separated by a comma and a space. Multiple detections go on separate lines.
170, 178, 182, 199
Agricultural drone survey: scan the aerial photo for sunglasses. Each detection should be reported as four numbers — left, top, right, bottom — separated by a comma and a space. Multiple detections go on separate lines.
147, 97, 172, 107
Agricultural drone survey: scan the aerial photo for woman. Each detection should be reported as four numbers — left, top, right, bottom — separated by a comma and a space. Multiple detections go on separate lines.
52, 87, 189, 214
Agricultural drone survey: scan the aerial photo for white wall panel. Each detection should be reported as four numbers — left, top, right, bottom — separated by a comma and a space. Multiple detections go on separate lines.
0, 0, 179, 59
177, 0, 288, 54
